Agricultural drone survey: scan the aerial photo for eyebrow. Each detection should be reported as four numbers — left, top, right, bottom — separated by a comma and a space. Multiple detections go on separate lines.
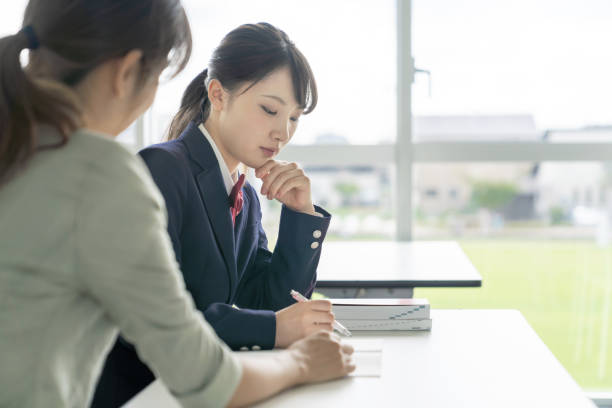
261, 94, 287, 105
261, 94, 306, 111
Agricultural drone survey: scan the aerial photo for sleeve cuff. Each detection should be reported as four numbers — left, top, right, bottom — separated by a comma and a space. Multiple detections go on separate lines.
229, 309, 277, 351
313, 204, 331, 217
278, 204, 331, 246
205, 305, 277, 351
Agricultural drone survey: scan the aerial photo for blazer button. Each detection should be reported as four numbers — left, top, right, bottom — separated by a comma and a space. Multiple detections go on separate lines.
311, 241, 319, 249
251, 345, 261, 351
239, 346, 249, 351
312, 230, 322, 239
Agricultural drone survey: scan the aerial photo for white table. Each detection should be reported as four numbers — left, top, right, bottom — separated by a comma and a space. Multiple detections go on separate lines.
126, 310, 594, 408
315, 241, 482, 298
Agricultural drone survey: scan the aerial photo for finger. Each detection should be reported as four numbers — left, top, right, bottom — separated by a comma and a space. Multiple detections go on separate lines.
267, 169, 304, 198
255, 160, 280, 178
266, 161, 297, 180
276, 175, 311, 199
260, 163, 294, 195
309, 299, 332, 311
312, 322, 333, 332
314, 329, 332, 339
341, 343, 354, 354
345, 362, 357, 374
262, 162, 296, 186
309, 311, 334, 324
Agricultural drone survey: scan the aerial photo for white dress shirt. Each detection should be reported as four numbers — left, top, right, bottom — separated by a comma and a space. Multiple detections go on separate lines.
199, 123, 237, 194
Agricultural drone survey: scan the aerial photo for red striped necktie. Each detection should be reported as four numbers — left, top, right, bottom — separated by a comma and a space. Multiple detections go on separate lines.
229, 174, 246, 226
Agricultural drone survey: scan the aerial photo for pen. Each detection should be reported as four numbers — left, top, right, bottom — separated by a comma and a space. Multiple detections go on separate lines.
290, 289, 352, 337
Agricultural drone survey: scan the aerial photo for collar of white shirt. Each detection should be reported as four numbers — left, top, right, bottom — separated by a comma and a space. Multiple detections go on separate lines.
198, 123, 237, 196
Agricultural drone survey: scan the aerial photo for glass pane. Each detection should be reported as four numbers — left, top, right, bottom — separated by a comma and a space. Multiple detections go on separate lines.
256, 164, 395, 247
150, 0, 397, 145
412, 0, 612, 141
0, 2, 26, 36
413, 162, 612, 391
115, 122, 138, 148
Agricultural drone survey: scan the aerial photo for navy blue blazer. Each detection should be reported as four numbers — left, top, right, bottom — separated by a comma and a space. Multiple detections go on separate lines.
92, 122, 330, 407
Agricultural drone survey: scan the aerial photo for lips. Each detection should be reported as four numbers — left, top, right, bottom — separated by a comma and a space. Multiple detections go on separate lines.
260, 147, 278, 158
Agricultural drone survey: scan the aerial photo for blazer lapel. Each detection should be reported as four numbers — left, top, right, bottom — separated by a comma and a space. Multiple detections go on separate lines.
180, 122, 237, 294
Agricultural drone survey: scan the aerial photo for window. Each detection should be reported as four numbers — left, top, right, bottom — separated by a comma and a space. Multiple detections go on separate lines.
412, 0, 612, 135
423, 188, 438, 198
413, 163, 612, 390
411, 0, 612, 393
149, 0, 397, 146
0, 2, 26, 36
256, 165, 396, 242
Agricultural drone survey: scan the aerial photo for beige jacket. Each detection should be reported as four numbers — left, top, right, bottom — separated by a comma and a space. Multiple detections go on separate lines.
0, 128, 241, 407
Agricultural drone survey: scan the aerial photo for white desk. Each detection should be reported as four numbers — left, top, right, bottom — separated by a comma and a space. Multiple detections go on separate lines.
126, 310, 594, 408
315, 241, 482, 298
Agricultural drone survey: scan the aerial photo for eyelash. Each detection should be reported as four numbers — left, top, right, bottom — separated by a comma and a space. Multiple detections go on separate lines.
261, 105, 277, 115
261, 105, 299, 123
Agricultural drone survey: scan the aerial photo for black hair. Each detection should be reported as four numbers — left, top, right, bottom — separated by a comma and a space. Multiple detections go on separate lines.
0, 0, 192, 184
167, 22, 316, 140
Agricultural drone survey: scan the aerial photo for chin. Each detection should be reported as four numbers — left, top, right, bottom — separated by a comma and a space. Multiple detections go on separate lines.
243, 157, 268, 169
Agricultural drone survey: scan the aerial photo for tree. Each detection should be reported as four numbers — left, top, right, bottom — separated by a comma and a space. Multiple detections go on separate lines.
334, 182, 360, 206
470, 181, 518, 211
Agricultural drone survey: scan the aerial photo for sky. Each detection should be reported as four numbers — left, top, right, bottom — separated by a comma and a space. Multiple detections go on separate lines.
2, 0, 611, 144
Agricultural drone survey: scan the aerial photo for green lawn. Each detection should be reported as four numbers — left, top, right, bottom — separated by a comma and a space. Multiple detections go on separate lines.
415, 240, 612, 391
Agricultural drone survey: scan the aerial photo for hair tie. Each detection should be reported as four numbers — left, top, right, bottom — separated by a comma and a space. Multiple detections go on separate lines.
20, 25, 40, 50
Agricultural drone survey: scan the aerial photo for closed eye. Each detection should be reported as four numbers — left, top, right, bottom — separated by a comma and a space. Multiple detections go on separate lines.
260, 105, 277, 115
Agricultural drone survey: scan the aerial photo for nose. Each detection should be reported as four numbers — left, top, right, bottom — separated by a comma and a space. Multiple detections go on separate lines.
273, 120, 291, 142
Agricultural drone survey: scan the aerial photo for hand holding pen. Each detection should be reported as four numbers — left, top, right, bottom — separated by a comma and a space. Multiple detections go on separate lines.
274, 292, 340, 348
290, 289, 352, 337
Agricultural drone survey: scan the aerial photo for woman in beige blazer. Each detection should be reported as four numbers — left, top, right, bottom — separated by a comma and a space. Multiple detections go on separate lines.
0, 1, 354, 407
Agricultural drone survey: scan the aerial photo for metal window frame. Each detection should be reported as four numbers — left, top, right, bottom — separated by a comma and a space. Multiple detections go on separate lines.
279, 142, 612, 164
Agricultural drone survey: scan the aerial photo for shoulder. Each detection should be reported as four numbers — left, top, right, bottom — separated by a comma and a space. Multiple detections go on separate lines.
70, 129, 151, 184
138, 141, 192, 200
69, 129, 165, 211
139, 139, 189, 173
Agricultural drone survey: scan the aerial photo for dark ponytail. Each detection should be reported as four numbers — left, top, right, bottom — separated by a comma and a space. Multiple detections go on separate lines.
166, 22, 318, 141
167, 68, 209, 144
0, 0, 192, 185
0, 28, 79, 184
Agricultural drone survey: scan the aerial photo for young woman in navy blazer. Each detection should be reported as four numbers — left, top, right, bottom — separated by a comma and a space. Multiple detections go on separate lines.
94, 23, 340, 406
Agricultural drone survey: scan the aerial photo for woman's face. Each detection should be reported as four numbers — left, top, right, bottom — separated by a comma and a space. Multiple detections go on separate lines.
216, 66, 304, 169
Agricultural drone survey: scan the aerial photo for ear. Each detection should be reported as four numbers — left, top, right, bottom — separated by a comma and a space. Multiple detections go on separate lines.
112, 49, 144, 98
207, 78, 229, 112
